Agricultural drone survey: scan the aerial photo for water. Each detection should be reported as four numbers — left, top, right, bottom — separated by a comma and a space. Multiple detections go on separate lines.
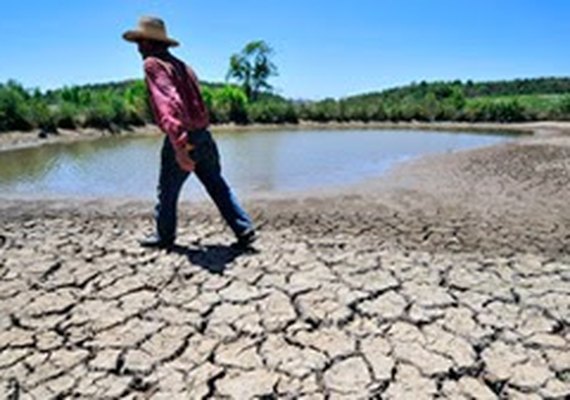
0, 129, 511, 199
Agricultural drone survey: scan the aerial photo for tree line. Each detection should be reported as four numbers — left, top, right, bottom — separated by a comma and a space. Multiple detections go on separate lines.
2, 77, 570, 134
1, 40, 569, 133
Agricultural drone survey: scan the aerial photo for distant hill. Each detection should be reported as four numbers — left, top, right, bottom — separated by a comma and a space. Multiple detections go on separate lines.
344, 77, 570, 103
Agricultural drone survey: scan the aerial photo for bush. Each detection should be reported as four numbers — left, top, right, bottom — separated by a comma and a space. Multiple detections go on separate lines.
248, 101, 298, 124
124, 81, 152, 123
298, 99, 340, 122
339, 101, 381, 122
212, 85, 249, 124
555, 95, 570, 120
55, 103, 78, 129
0, 81, 34, 131
29, 100, 57, 133
463, 99, 528, 122
83, 102, 115, 130
492, 100, 527, 122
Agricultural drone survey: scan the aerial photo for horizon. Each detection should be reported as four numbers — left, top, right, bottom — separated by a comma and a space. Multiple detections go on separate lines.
1, 1, 569, 100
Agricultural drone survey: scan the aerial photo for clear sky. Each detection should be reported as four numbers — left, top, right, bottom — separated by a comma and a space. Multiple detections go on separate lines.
1, 0, 568, 99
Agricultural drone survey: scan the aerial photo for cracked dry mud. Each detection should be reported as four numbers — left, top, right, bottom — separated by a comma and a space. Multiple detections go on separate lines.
1, 134, 570, 399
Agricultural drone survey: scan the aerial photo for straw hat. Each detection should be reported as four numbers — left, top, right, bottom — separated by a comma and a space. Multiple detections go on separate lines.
123, 16, 179, 47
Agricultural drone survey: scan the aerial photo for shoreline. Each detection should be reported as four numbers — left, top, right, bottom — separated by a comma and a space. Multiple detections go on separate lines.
1, 119, 570, 211
2, 120, 570, 154
2, 120, 569, 257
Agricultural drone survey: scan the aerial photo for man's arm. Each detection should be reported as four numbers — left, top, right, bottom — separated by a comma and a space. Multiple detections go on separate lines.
144, 58, 194, 171
144, 58, 189, 148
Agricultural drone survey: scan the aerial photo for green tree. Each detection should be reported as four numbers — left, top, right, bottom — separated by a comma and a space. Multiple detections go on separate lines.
226, 40, 278, 101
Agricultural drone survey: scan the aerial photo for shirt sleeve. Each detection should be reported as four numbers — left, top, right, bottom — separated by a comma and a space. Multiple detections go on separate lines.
144, 59, 188, 148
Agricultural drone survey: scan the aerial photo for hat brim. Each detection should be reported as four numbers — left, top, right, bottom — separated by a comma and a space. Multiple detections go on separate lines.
123, 30, 179, 47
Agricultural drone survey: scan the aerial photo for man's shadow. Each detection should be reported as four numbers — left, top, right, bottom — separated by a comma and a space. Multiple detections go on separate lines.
170, 243, 258, 274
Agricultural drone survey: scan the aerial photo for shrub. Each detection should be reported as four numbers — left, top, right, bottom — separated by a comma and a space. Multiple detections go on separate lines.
555, 95, 570, 120
55, 103, 78, 129
83, 102, 115, 130
0, 81, 34, 131
248, 100, 298, 124
29, 100, 57, 133
212, 85, 249, 124
298, 99, 340, 122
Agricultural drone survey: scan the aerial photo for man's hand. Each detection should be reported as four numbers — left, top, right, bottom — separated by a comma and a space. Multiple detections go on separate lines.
174, 147, 195, 172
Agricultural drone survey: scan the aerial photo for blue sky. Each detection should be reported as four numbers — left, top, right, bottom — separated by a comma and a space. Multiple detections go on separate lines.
1, 0, 568, 99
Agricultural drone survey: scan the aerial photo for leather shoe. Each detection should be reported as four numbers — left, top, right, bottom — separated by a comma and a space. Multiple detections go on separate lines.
234, 229, 258, 249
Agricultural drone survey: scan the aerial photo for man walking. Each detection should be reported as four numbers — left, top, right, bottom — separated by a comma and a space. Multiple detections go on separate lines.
123, 16, 256, 249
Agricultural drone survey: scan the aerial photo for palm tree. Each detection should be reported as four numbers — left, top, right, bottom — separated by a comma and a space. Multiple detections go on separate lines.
226, 40, 278, 101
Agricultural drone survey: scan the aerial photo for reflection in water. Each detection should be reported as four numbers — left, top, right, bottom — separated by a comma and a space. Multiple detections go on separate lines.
0, 136, 157, 183
0, 130, 511, 199
0, 144, 59, 182
0, 136, 161, 197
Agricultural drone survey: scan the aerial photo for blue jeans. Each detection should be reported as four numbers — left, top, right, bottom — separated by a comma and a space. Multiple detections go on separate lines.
154, 130, 253, 242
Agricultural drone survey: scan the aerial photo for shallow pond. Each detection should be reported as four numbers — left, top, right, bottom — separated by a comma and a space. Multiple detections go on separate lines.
0, 129, 512, 199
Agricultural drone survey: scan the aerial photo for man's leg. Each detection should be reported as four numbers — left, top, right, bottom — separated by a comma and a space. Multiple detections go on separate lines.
154, 136, 190, 243
193, 133, 254, 238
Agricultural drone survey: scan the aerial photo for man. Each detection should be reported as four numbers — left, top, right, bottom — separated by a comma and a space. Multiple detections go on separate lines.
123, 16, 256, 249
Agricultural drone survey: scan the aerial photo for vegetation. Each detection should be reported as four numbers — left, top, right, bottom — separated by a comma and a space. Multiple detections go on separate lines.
334, 78, 570, 123
0, 44, 569, 134
0, 79, 152, 133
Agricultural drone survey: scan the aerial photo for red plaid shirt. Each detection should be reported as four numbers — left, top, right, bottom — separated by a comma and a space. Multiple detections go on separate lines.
144, 54, 209, 148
